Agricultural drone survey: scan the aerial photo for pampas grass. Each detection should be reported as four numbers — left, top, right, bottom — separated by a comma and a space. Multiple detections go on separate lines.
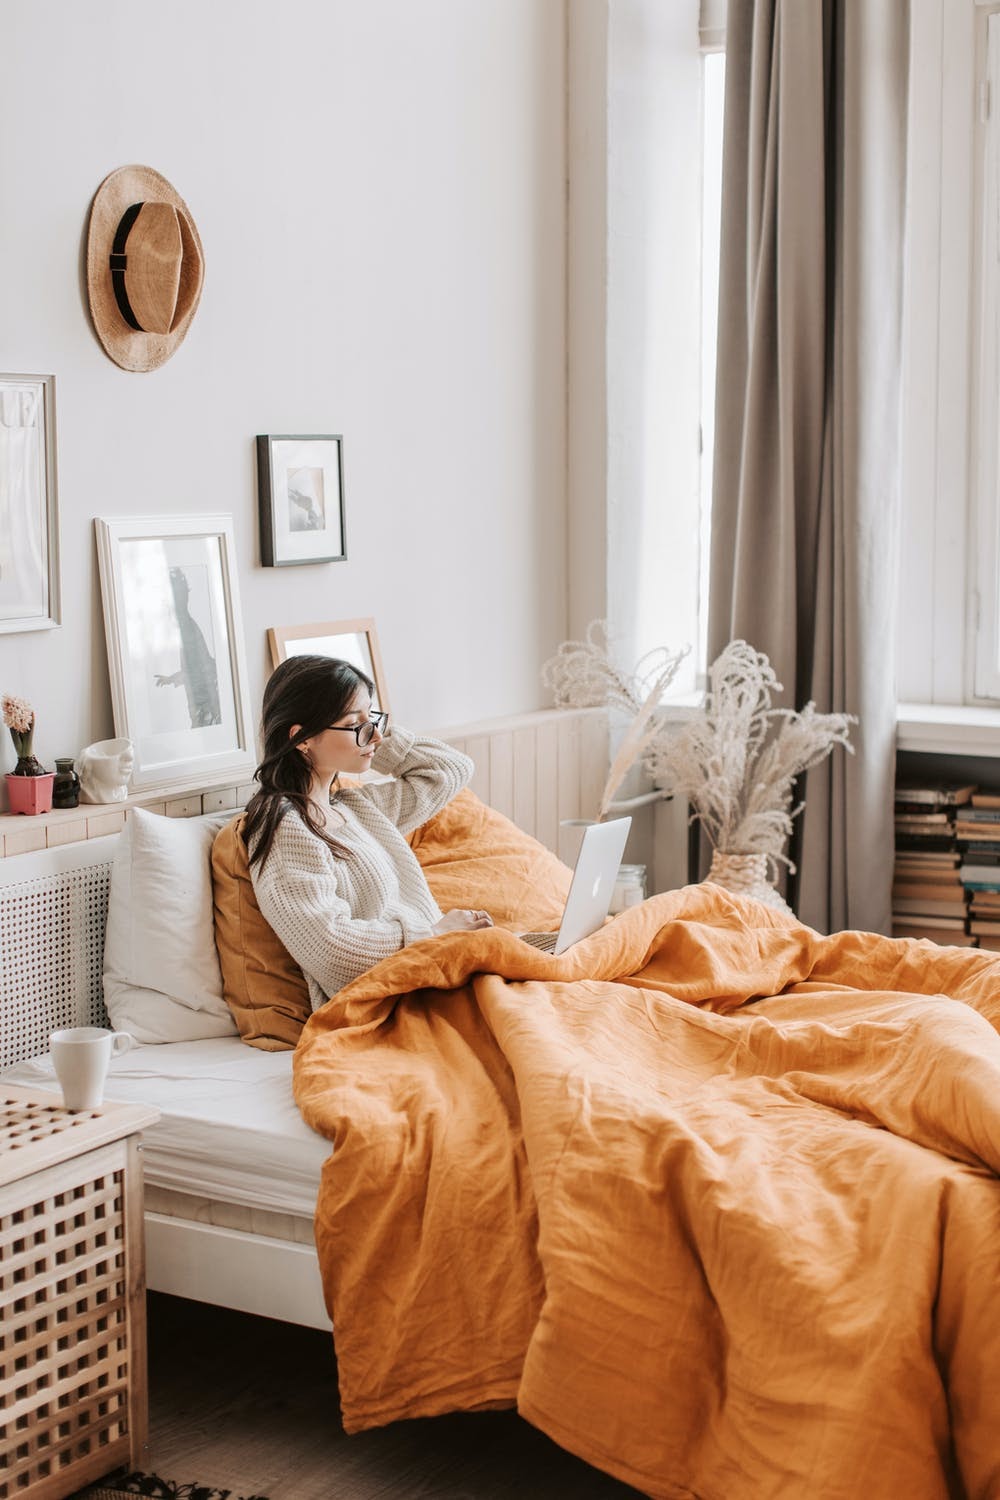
644, 640, 855, 876
597, 661, 682, 819
541, 621, 687, 718
542, 629, 855, 879
541, 621, 688, 820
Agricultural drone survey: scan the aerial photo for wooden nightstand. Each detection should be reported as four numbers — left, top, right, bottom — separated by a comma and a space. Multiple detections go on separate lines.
0, 1085, 160, 1500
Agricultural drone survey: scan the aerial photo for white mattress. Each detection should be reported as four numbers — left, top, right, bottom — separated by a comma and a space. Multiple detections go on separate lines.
3, 1037, 331, 1219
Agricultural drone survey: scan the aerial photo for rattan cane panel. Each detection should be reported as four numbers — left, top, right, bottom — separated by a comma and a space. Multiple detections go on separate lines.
0, 862, 111, 1071
0, 1155, 130, 1499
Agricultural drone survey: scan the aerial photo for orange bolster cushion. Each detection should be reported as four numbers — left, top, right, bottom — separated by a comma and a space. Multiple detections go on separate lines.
211, 815, 311, 1051
408, 787, 573, 932
211, 789, 573, 1050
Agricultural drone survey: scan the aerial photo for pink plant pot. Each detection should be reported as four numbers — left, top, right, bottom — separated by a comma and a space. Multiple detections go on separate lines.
6, 772, 55, 815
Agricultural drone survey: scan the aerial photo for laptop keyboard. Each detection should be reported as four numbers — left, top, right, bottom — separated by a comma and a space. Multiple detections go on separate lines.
518, 931, 558, 952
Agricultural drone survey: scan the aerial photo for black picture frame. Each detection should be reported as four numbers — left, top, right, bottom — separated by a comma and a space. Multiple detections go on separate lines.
256, 433, 347, 567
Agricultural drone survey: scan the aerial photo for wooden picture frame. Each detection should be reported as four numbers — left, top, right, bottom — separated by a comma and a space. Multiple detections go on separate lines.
256, 434, 346, 566
95, 513, 256, 793
0, 373, 60, 633
266, 617, 390, 713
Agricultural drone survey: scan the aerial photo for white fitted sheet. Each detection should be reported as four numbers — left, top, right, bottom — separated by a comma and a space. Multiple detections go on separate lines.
4, 1037, 330, 1219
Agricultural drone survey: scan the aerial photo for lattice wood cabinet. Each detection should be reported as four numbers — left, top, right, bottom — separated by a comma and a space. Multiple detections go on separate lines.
0, 1088, 160, 1500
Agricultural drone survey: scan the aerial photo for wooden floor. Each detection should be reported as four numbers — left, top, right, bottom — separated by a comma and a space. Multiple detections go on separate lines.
136, 1292, 645, 1500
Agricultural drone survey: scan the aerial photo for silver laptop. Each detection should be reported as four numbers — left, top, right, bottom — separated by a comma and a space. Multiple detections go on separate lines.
519, 816, 633, 955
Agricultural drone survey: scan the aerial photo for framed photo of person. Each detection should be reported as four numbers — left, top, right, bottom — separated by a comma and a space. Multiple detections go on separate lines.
94, 514, 256, 793
256, 434, 347, 566
0, 373, 60, 633
266, 616, 390, 713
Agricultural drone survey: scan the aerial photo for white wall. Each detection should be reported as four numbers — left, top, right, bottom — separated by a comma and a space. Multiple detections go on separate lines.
0, 0, 567, 781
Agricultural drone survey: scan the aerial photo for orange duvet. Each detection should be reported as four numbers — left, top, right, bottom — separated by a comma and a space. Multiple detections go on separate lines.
293, 807, 1000, 1500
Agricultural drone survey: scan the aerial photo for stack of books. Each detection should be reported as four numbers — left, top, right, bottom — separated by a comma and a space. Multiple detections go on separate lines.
892, 780, 977, 944
956, 791, 1000, 951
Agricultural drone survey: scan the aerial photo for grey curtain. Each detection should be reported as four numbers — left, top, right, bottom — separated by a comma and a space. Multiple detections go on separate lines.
709, 0, 909, 934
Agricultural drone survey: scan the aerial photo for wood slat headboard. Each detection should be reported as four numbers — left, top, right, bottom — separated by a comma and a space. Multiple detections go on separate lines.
436, 707, 608, 865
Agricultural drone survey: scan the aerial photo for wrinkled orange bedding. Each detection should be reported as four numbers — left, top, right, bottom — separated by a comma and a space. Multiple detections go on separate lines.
294, 835, 1000, 1499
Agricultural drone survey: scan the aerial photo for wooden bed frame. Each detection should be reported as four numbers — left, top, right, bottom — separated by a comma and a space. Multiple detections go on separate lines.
0, 706, 651, 1331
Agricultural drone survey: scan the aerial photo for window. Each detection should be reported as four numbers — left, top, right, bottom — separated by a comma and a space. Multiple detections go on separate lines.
698, 49, 725, 679
972, 9, 1000, 699
603, 5, 725, 698
897, 5, 988, 708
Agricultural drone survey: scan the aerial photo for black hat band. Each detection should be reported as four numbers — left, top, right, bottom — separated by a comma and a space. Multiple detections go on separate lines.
109, 202, 145, 332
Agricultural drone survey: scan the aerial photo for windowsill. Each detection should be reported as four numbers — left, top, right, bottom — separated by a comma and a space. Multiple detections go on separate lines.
896, 702, 1000, 757
445, 702, 998, 754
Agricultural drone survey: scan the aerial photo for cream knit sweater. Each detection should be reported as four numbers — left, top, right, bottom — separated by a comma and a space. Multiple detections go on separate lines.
249, 727, 472, 1009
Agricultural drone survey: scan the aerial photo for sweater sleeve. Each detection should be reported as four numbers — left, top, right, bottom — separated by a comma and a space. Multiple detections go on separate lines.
363, 726, 473, 835
249, 813, 435, 999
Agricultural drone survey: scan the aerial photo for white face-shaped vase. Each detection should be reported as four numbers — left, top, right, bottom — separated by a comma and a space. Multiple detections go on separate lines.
78, 737, 135, 804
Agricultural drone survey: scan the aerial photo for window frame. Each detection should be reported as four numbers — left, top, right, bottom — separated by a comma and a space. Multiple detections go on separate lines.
971, 6, 1000, 700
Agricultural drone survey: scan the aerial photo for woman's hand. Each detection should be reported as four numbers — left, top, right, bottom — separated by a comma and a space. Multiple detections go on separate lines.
433, 908, 494, 934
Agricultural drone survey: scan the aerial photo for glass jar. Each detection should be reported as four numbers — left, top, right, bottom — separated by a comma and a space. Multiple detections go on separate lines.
609, 863, 647, 914
52, 757, 81, 809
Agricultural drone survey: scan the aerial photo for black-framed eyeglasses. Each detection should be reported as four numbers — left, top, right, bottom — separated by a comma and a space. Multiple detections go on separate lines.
327, 711, 389, 747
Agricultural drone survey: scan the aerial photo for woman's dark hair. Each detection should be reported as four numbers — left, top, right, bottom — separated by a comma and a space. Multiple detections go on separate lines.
242, 654, 376, 870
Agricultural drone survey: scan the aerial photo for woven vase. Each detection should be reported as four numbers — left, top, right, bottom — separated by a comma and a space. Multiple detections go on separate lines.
706, 850, 792, 914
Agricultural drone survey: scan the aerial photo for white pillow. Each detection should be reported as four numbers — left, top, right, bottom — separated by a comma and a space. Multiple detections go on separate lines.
103, 807, 238, 1043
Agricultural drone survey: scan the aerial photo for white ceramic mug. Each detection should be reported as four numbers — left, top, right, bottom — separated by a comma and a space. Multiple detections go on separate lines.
49, 1026, 132, 1111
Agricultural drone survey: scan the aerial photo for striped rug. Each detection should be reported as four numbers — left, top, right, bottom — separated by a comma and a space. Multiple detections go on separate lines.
73, 1473, 270, 1500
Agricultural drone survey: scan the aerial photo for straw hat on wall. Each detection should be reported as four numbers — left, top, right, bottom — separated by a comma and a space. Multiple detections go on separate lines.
86, 165, 205, 372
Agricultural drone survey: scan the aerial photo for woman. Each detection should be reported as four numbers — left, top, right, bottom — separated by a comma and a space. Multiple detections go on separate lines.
242, 654, 492, 1008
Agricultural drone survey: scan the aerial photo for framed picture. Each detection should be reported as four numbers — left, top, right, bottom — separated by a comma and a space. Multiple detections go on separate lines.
267, 617, 390, 713
95, 514, 256, 793
256, 434, 346, 566
0, 373, 60, 633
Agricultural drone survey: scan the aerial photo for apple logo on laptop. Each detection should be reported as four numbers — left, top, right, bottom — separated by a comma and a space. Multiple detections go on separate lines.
592, 877, 602, 899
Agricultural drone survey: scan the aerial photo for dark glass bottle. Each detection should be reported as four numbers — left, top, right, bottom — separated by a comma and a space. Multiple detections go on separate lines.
52, 757, 81, 809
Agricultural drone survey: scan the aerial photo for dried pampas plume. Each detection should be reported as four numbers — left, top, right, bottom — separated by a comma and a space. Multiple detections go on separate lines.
541, 621, 689, 819
643, 640, 856, 877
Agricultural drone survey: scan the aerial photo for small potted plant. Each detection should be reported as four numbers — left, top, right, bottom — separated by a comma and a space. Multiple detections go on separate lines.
3, 695, 55, 815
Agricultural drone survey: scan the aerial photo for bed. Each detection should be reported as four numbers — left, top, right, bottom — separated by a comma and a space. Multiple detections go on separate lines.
0, 706, 617, 1332
2, 714, 999, 1500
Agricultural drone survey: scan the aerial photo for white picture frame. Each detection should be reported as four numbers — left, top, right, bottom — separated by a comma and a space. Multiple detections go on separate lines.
266, 616, 390, 713
0, 373, 60, 633
95, 514, 256, 793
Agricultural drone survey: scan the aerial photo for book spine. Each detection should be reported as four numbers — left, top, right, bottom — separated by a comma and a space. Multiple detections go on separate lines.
894, 792, 971, 939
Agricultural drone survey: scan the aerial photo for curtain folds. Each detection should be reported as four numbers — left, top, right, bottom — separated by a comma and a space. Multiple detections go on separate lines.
709, 0, 909, 934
